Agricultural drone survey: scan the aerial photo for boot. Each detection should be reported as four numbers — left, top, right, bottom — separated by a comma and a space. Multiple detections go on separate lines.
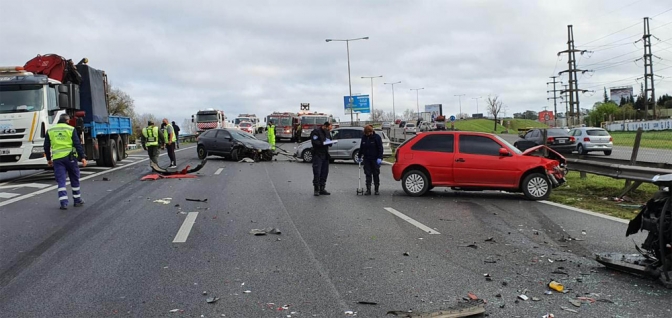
314, 185, 320, 196
374, 184, 380, 195
319, 185, 331, 195
365, 185, 371, 195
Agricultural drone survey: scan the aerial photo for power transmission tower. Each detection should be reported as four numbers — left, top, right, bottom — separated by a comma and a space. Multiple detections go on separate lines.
558, 25, 589, 127
547, 76, 562, 127
642, 17, 656, 120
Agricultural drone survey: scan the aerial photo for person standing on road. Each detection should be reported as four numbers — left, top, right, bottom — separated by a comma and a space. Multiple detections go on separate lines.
162, 118, 177, 168
311, 121, 333, 196
43, 114, 88, 210
171, 121, 181, 149
267, 120, 276, 151
141, 120, 160, 166
356, 125, 384, 195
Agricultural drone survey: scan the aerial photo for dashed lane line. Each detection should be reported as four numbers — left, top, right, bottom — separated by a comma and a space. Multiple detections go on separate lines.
0, 193, 20, 199
383, 207, 441, 234
214, 168, 224, 175
172, 212, 198, 243
0, 146, 195, 208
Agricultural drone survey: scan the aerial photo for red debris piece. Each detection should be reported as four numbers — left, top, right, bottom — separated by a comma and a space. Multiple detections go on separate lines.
467, 292, 479, 300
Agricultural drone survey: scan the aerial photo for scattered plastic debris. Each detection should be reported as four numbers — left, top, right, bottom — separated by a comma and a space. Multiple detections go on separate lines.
202, 291, 208, 295
577, 297, 595, 303
186, 198, 208, 202
552, 270, 569, 275
207, 297, 220, 303
153, 198, 172, 204
459, 243, 478, 249
403, 252, 410, 256
249, 227, 282, 235
169, 309, 182, 313
569, 299, 581, 307
548, 281, 564, 292
102, 177, 110, 181
561, 306, 578, 313
484, 273, 492, 281
545, 291, 553, 295
467, 293, 478, 300
239, 158, 255, 163
543, 314, 555, 318
357, 301, 377, 305
485, 237, 495, 242
532, 297, 541, 301
344, 310, 356, 316
518, 295, 529, 301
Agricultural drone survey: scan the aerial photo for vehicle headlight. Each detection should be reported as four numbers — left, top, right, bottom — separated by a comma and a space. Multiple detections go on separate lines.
32, 147, 44, 153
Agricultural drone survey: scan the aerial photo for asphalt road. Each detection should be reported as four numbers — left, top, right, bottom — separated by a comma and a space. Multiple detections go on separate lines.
387, 127, 672, 165
0, 138, 670, 317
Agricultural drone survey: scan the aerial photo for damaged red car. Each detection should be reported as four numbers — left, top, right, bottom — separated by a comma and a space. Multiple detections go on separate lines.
392, 131, 567, 200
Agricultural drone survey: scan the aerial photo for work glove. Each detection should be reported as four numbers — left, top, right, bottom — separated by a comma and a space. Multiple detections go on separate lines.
376, 158, 382, 166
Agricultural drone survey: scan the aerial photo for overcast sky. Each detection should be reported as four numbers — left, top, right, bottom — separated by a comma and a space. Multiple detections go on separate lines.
2, 0, 671, 126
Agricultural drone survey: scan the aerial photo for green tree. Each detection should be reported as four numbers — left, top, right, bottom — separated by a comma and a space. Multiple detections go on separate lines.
108, 86, 135, 117
588, 101, 619, 126
603, 87, 609, 103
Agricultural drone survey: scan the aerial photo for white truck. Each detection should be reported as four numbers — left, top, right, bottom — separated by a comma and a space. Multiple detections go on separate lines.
0, 55, 132, 172
234, 114, 263, 133
192, 108, 228, 135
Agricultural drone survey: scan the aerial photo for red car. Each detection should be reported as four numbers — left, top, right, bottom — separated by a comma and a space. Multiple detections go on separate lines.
238, 122, 255, 134
392, 131, 567, 200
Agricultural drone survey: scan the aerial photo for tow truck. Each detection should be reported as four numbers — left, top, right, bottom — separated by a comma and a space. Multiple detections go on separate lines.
0, 54, 132, 172
192, 108, 227, 135
265, 112, 300, 141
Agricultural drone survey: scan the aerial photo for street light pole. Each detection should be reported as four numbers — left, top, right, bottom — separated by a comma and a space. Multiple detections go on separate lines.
454, 94, 465, 119
326, 37, 369, 124
410, 88, 424, 120
384, 81, 401, 122
362, 75, 383, 122
471, 96, 482, 114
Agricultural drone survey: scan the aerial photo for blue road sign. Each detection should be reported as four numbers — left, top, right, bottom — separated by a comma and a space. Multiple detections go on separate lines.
343, 95, 370, 114
449, 115, 456, 122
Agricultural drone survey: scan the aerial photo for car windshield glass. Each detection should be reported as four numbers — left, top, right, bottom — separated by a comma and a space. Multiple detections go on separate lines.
235, 118, 250, 125
230, 130, 256, 140
0, 84, 45, 113
493, 135, 523, 154
547, 129, 569, 137
239, 123, 252, 127
197, 113, 218, 122
406, 124, 415, 127
301, 116, 327, 124
587, 129, 609, 136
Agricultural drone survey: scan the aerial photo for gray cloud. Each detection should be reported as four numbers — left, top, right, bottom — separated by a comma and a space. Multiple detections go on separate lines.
1, 0, 670, 126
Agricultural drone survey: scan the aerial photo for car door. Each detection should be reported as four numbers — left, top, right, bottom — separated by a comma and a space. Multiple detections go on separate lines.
216, 130, 234, 154
199, 130, 214, 152
328, 129, 343, 157
341, 129, 363, 158
410, 134, 455, 184
453, 134, 519, 187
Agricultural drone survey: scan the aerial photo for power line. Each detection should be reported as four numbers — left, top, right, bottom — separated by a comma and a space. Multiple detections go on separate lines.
578, 21, 641, 46
652, 6, 672, 18
581, 48, 641, 67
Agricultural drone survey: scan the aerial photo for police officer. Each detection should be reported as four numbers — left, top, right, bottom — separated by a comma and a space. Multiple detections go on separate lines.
356, 125, 384, 195
141, 120, 160, 166
267, 120, 276, 151
311, 121, 333, 196
162, 118, 177, 167
44, 114, 87, 210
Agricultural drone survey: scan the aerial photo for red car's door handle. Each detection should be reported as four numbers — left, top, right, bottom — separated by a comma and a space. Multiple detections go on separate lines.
455, 158, 465, 162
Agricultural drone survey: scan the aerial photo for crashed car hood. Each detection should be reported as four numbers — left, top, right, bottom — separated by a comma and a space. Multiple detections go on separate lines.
239, 139, 271, 150
521, 145, 566, 164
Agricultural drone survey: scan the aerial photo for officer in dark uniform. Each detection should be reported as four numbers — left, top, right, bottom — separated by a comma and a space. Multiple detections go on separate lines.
356, 125, 384, 195
310, 121, 333, 196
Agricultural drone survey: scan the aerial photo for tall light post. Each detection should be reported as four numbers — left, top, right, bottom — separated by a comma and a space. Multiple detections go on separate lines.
454, 94, 465, 119
326, 37, 369, 124
471, 96, 483, 114
361, 75, 383, 122
384, 81, 401, 122
410, 88, 424, 120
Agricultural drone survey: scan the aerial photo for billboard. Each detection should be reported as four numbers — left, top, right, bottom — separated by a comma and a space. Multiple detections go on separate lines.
538, 110, 555, 122
610, 86, 633, 103
343, 95, 370, 114
424, 104, 442, 120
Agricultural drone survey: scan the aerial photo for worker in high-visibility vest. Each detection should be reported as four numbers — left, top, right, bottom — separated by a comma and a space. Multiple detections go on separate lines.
267, 120, 276, 151
141, 120, 160, 166
43, 114, 88, 210
162, 118, 177, 167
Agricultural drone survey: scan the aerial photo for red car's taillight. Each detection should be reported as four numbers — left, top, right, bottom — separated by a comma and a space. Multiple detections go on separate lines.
609, 137, 613, 142
584, 137, 590, 142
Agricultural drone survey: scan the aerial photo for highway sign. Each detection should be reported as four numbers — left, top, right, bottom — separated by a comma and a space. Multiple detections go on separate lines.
343, 95, 370, 114
449, 115, 456, 122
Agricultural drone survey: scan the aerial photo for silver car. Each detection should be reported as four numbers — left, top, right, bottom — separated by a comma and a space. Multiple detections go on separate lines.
294, 127, 392, 163
568, 127, 613, 155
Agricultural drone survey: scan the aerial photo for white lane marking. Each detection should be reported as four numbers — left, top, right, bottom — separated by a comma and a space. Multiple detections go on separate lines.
0, 183, 50, 190
86, 167, 111, 170
173, 212, 198, 243
214, 168, 224, 175
539, 200, 628, 224
0, 192, 20, 199
78, 171, 96, 175
0, 146, 195, 207
383, 207, 441, 234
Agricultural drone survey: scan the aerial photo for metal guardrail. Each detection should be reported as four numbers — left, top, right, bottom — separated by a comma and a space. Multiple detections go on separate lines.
566, 158, 672, 183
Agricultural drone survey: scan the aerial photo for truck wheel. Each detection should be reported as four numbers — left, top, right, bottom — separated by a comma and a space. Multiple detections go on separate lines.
108, 139, 118, 167
116, 138, 125, 161
522, 173, 550, 200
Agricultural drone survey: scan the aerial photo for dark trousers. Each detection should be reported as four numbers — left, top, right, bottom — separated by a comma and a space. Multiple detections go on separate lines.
54, 157, 81, 206
363, 158, 380, 186
147, 146, 159, 165
312, 153, 329, 186
166, 143, 176, 165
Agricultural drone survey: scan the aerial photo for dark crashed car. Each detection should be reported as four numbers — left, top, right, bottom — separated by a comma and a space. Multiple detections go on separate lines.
514, 128, 576, 153
196, 128, 273, 161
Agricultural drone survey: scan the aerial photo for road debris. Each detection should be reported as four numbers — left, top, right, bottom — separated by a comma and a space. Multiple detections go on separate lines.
357, 301, 377, 305
467, 292, 478, 300
542, 314, 555, 318
386, 300, 485, 317
485, 237, 495, 242
551, 270, 569, 276
169, 309, 182, 313
186, 198, 208, 202
153, 198, 172, 204
548, 281, 564, 292
344, 310, 356, 316
238, 158, 255, 163
206, 297, 220, 303
544, 291, 553, 295
403, 252, 410, 256
484, 273, 492, 281
561, 306, 578, 313
459, 243, 478, 249
249, 227, 282, 235
102, 177, 110, 181
577, 297, 595, 303
532, 297, 541, 301
569, 299, 581, 307
243, 290, 251, 294
518, 294, 529, 301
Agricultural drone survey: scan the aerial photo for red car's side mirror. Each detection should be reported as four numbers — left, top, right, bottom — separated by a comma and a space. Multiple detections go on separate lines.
499, 148, 510, 156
